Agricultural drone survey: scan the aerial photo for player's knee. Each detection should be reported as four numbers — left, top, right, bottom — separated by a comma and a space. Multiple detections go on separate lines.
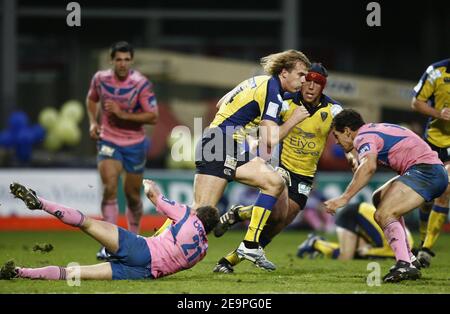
373, 209, 384, 225
372, 190, 381, 208
263, 172, 285, 195
103, 183, 118, 199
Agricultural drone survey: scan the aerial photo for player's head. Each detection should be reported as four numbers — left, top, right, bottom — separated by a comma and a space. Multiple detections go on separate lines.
195, 206, 220, 234
110, 41, 134, 80
331, 109, 365, 152
261, 50, 311, 93
301, 63, 328, 104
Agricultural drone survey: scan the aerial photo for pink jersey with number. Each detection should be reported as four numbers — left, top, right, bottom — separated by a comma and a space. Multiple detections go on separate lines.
87, 69, 158, 146
145, 195, 208, 279
354, 123, 442, 175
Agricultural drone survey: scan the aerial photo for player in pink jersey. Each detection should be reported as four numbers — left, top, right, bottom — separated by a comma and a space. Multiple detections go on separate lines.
1, 181, 219, 281
86, 41, 159, 260
324, 109, 448, 283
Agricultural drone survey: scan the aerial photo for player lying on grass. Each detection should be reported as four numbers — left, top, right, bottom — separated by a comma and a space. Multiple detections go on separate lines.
0, 180, 219, 281
324, 109, 448, 283
297, 202, 414, 260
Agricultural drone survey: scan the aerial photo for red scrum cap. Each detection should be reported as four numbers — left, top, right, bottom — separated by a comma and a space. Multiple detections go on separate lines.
306, 63, 328, 91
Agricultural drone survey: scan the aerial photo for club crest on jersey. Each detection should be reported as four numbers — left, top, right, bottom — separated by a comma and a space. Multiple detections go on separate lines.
358, 143, 371, 155
320, 112, 328, 121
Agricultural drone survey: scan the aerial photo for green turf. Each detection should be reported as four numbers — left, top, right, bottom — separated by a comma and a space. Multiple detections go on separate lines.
0, 230, 449, 293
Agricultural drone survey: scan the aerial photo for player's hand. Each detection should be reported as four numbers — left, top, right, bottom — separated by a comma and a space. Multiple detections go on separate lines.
104, 101, 123, 118
143, 179, 161, 200
89, 123, 100, 140
324, 196, 349, 215
291, 105, 310, 123
439, 108, 450, 121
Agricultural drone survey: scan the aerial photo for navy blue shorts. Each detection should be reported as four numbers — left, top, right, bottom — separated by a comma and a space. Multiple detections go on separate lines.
97, 139, 149, 174
397, 164, 449, 202
109, 227, 153, 280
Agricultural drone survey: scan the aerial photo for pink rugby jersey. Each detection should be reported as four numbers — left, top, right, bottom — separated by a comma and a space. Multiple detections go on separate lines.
354, 123, 442, 175
87, 69, 158, 146
145, 196, 209, 279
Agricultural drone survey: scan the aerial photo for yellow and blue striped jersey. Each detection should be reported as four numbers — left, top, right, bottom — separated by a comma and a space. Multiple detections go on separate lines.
413, 59, 450, 148
279, 93, 342, 177
210, 75, 285, 143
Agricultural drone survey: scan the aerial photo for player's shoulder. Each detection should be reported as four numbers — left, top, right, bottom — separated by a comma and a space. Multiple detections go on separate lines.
322, 94, 343, 117
428, 59, 450, 71
129, 70, 150, 83
93, 69, 113, 81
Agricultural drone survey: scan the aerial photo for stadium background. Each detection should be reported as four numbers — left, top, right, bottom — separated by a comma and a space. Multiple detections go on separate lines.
0, 1, 449, 232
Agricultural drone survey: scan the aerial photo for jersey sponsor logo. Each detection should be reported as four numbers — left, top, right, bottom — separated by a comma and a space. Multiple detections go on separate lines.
99, 145, 115, 157
426, 66, 442, 84
330, 104, 343, 117
266, 101, 280, 118
294, 127, 316, 139
298, 183, 311, 196
224, 155, 237, 170
444, 77, 450, 83
358, 143, 371, 155
289, 137, 317, 149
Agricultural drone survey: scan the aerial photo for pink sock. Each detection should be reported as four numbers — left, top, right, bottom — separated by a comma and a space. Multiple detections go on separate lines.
17, 266, 66, 280
102, 199, 119, 225
383, 220, 411, 263
39, 198, 85, 227
126, 202, 143, 234
398, 216, 413, 258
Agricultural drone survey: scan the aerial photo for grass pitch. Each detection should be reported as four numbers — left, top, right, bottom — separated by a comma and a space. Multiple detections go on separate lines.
0, 230, 449, 294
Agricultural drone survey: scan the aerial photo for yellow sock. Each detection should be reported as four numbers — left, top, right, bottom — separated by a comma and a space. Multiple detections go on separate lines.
419, 219, 428, 244
419, 205, 431, 244
313, 240, 339, 258
423, 210, 447, 250
244, 206, 271, 243
237, 205, 253, 220
224, 250, 242, 267
152, 218, 172, 237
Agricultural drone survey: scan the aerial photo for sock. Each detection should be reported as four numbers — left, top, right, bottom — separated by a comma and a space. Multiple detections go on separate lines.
223, 250, 242, 267
126, 201, 143, 234
39, 198, 85, 227
383, 220, 411, 263
313, 240, 340, 258
419, 207, 430, 244
237, 205, 253, 221
398, 216, 413, 258
101, 199, 119, 225
259, 233, 272, 248
153, 218, 173, 237
423, 205, 449, 250
331, 249, 340, 259
17, 266, 66, 280
243, 193, 277, 244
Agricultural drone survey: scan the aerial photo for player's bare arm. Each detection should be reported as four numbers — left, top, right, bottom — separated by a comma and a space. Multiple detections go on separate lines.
104, 100, 159, 125
324, 154, 377, 214
86, 97, 100, 139
143, 179, 162, 205
345, 150, 359, 172
411, 97, 450, 121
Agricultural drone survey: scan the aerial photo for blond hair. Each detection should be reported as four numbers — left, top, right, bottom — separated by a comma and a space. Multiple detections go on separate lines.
260, 49, 311, 76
